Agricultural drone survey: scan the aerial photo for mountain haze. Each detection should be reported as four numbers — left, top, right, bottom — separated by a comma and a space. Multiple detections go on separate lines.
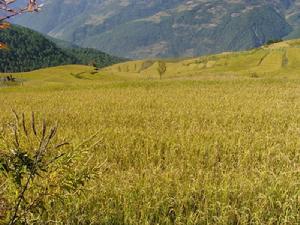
13, 0, 300, 58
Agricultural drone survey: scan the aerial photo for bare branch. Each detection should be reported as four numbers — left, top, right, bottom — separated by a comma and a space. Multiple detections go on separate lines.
0, 1, 41, 49
0, 0, 41, 23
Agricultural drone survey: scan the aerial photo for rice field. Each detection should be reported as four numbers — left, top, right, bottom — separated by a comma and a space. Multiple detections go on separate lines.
0, 56, 300, 224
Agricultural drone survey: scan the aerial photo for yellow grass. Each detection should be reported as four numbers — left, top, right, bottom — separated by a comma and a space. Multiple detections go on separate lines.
1, 41, 300, 224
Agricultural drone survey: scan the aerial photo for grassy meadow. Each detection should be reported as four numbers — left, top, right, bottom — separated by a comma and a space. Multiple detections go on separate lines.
1, 42, 300, 224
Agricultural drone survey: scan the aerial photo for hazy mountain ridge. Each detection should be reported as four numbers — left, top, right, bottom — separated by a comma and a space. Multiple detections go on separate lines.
13, 0, 300, 58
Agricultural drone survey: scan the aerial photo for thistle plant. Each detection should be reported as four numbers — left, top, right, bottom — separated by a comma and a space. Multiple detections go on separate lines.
0, 111, 102, 224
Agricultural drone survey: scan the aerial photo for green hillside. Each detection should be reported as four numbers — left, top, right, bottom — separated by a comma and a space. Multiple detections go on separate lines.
103, 39, 300, 79
0, 25, 124, 72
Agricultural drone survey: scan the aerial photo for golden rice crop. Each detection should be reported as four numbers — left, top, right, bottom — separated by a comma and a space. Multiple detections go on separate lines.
0, 66, 299, 224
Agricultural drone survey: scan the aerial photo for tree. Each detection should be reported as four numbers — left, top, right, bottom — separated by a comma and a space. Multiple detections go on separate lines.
0, 0, 41, 49
157, 61, 166, 80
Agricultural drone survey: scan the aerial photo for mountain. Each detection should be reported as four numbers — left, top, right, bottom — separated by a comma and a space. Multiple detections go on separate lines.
0, 25, 124, 72
12, 0, 300, 59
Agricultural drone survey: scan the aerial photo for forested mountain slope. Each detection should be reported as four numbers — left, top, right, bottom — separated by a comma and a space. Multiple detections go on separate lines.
0, 25, 124, 72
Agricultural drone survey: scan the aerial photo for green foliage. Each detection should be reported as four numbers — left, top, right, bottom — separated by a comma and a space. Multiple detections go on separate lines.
0, 26, 76, 72
64, 47, 124, 69
0, 25, 124, 73
266, 39, 283, 45
0, 75, 22, 87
